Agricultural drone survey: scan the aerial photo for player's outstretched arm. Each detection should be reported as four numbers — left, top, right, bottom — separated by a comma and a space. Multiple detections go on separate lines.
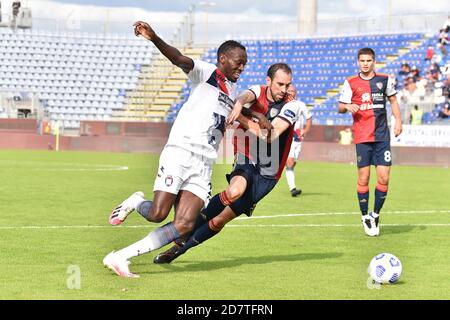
229, 89, 272, 129
241, 108, 273, 131
133, 21, 194, 73
227, 90, 256, 125
236, 111, 289, 142
265, 117, 291, 143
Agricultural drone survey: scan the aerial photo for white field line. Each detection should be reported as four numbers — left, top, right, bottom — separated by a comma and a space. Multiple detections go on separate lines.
0, 160, 129, 171
1, 223, 450, 230
227, 223, 450, 228
37, 166, 129, 171
235, 210, 450, 220
0, 210, 449, 230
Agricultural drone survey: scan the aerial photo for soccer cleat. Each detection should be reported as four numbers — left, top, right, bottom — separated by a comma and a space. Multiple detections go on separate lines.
361, 212, 379, 237
370, 211, 380, 236
290, 188, 302, 197
103, 251, 139, 278
153, 243, 183, 264
109, 191, 144, 225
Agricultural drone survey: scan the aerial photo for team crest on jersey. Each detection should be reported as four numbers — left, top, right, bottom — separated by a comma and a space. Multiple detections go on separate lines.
270, 108, 279, 118
376, 82, 383, 90
165, 175, 173, 187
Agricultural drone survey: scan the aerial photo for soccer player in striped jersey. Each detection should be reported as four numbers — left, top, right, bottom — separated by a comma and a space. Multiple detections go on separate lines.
338, 47, 402, 237
103, 21, 249, 277
153, 63, 307, 264
285, 85, 312, 197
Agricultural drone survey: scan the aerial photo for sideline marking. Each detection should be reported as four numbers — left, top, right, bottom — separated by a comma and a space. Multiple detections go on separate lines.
1, 210, 448, 230
0, 160, 129, 171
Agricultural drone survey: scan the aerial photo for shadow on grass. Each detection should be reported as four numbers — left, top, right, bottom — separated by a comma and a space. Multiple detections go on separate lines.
294, 192, 332, 197
381, 225, 425, 235
138, 252, 343, 274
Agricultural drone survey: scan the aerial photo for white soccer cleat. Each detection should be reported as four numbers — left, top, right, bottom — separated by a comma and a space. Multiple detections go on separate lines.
361, 212, 380, 237
103, 251, 139, 278
109, 191, 144, 226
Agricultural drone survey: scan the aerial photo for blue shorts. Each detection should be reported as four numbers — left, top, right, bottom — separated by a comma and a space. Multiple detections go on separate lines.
226, 162, 277, 217
356, 141, 392, 168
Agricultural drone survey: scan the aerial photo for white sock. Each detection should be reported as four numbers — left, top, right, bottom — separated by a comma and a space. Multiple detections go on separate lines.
370, 211, 379, 219
114, 235, 156, 260
131, 194, 144, 210
285, 168, 296, 191
114, 223, 180, 261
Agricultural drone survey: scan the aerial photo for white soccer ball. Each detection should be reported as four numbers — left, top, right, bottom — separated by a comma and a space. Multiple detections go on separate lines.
368, 253, 402, 284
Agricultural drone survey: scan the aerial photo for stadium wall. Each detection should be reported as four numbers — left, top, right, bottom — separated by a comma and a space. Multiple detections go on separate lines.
300, 143, 450, 167
0, 120, 448, 167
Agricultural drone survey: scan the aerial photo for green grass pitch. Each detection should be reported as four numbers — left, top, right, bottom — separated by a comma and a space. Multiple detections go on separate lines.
0, 149, 449, 299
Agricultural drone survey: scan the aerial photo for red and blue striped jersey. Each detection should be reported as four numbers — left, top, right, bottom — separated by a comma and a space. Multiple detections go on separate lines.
339, 73, 397, 144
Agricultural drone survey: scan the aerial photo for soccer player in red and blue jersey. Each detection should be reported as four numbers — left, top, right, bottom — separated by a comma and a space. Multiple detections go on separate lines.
338, 47, 402, 237
153, 63, 305, 263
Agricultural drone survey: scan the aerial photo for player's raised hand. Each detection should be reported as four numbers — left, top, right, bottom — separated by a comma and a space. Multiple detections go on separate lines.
133, 21, 156, 41
257, 116, 273, 131
227, 105, 242, 125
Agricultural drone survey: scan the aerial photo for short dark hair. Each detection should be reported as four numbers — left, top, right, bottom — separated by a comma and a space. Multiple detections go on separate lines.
267, 63, 292, 80
357, 47, 376, 60
217, 40, 246, 62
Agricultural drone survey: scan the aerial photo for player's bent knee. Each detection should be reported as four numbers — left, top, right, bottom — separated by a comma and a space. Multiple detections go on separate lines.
210, 216, 227, 230
286, 159, 296, 169
148, 206, 169, 223
377, 177, 389, 187
226, 186, 244, 203
173, 219, 195, 235
357, 179, 370, 187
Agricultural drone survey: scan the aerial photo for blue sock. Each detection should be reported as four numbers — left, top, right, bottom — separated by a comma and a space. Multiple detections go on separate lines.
175, 211, 208, 246
136, 201, 152, 220
203, 191, 230, 220
357, 191, 369, 215
178, 221, 221, 255
374, 188, 388, 214
193, 211, 208, 230
177, 193, 228, 246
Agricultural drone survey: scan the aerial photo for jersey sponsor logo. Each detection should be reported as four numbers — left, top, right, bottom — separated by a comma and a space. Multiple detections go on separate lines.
360, 92, 386, 111
218, 92, 234, 110
362, 93, 371, 103
360, 92, 375, 110
208, 112, 226, 146
283, 109, 295, 119
360, 104, 385, 111
371, 92, 385, 103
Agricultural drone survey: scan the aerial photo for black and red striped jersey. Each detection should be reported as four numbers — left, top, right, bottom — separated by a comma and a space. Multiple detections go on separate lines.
233, 85, 303, 180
